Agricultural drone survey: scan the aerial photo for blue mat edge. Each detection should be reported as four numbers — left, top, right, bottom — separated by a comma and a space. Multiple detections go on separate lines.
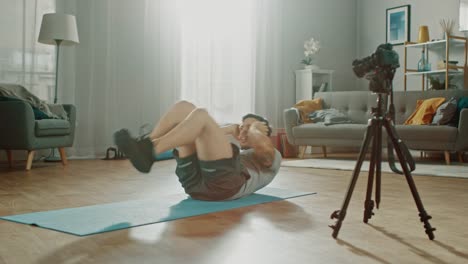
0, 189, 317, 236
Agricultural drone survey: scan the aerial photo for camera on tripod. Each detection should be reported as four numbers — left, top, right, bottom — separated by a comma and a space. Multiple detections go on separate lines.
352, 43, 400, 93
330, 43, 435, 241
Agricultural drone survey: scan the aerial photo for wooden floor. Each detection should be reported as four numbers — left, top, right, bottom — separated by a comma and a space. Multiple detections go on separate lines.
0, 156, 467, 264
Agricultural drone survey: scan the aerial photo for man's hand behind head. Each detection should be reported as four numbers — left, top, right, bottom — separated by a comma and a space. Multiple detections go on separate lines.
239, 121, 270, 148
244, 121, 275, 167
250, 121, 269, 136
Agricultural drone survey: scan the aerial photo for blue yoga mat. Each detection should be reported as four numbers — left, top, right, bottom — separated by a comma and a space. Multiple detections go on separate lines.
0, 187, 315, 236
154, 149, 174, 161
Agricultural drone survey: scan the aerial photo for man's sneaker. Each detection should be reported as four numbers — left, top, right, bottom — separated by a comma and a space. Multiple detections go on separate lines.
114, 129, 154, 173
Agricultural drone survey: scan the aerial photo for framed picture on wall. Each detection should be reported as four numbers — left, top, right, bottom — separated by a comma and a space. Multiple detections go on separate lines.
386, 5, 411, 45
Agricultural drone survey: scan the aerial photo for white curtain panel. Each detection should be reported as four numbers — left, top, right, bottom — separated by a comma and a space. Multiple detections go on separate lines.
177, 0, 256, 124
0, 0, 56, 101
176, 0, 284, 127
61, 0, 175, 158
253, 0, 284, 128
60, 0, 284, 158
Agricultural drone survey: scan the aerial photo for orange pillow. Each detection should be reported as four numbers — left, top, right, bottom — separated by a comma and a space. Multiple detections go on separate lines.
294, 98, 323, 123
404, 97, 446, 125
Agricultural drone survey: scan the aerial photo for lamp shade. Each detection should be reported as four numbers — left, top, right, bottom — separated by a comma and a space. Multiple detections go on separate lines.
38, 13, 79, 45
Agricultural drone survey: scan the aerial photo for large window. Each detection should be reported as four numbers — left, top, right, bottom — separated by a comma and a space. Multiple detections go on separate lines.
0, 0, 55, 100
178, 0, 255, 124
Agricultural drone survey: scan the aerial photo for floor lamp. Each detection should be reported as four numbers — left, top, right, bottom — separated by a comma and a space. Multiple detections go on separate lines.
38, 13, 79, 161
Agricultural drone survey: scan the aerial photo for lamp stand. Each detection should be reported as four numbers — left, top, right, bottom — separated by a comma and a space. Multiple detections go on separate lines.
45, 40, 63, 162
53, 39, 61, 104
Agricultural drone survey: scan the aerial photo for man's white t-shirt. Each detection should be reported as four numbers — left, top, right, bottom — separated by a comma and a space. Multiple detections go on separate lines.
227, 138, 282, 200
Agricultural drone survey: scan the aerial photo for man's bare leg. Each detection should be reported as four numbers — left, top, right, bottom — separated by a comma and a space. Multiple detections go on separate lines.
150, 100, 196, 138
114, 103, 231, 172
152, 108, 233, 161
150, 100, 197, 157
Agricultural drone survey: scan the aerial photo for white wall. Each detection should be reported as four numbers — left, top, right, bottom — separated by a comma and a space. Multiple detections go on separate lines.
357, 0, 465, 91
280, 0, 358, 108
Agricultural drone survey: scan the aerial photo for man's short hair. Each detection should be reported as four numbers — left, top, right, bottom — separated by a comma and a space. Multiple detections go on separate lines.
242, 113, 272, 136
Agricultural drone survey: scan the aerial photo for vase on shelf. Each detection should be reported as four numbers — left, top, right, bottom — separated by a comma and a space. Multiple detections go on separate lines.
417, 49, 427, 72
304, 64, 320, 70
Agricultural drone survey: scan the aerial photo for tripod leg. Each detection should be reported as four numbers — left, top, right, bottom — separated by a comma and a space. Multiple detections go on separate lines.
386, 118, 416, 174
363, 133, 377, 223
375, 119, 382, 209
330, 122, 375, 238
383, 121, 436, 240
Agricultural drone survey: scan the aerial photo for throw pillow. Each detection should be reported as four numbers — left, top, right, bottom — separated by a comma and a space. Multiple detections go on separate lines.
452, 96, 468, 126
404, 97, 446, 125
294, 98, 323, 123
458, 96, 468, 112
0, 96, 51, 120
431, 97, 458, 125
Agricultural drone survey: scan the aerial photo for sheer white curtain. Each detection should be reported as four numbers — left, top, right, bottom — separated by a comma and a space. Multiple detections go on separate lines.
176, 0, 284, 126
253, 0, 284, 128
177, 0, 284, 127
177, 0, 256, 124
60, 0, 180, 158
59, 0, 284, 158
0, 0, 55, 101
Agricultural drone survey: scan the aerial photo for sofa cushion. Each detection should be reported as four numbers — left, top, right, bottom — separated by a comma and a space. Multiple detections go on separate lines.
395, 124, 457, 142
35, 119, 71, 137
404, 97, 446, 125
293, 123, 367, 140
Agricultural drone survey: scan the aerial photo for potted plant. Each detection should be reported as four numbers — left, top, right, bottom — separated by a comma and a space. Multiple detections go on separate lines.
428, 75, 457, 90
428, 76, 444, 90
302, 38, 320, 70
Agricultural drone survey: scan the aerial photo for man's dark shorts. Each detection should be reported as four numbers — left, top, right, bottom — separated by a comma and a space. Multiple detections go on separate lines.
173, 144, 248, 201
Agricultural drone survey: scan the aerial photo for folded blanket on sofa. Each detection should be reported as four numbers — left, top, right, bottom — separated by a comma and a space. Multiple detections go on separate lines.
309, 108, 353, 125
0, 83, 68, 120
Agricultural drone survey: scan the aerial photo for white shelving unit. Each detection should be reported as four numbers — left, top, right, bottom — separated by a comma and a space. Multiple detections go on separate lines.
404, 35, 468, 90
295, 68, 333, 102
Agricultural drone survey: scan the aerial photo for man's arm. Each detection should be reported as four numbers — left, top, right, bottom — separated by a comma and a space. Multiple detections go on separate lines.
220, 124, 240, 137
245, 122, 276, 168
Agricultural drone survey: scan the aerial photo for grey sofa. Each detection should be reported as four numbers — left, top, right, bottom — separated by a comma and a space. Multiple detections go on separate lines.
0, 89, 76, 170
284, 90, 468, 164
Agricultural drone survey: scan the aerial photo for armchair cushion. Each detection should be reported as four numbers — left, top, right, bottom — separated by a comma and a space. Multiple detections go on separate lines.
35, 119, 71, 137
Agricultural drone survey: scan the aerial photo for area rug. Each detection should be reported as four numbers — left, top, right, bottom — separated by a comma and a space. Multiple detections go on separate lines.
0, 187, 315, 236
281, 159, 468, 179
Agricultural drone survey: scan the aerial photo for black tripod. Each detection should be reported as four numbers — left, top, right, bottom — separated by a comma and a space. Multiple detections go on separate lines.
329, 91, 436, 240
